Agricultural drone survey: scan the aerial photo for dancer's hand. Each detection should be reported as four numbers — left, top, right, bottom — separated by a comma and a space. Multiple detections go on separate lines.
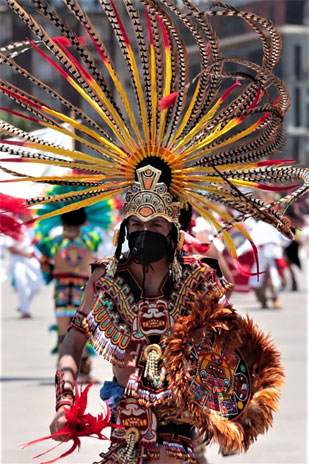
49, 407, 68, 442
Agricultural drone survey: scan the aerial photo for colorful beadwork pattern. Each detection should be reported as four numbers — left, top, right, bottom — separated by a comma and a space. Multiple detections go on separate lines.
189, 334, 251, 420
35, 229, 101, 261
84, 254, 225, 366
54, 275, 87, 317
82, 254, 226, 462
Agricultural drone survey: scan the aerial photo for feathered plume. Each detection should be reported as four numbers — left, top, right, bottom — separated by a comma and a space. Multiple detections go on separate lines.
0, 193, 29, 239
0, 0, 308, 260
21, 383, 114, 464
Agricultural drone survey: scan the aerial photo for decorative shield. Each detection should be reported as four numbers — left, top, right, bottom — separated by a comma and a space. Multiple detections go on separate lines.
164, 292, 285, 454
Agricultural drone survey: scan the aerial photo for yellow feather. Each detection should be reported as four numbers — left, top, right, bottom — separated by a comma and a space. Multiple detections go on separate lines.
127, 47, 149, 144
66, 75, 132, 151
186, 177, 260, 189
177, 117, 246, 163
102, 57, 145, 149
30, 182, 128, 207
1, 174, 106, 183
30, 116, 126, 163
149, 43, 157, 143
169, 79, 201, 146
43, 107, 128, 160
222, 230, 238, 259
33, 186, 127, 222
88, 78, 139, 150
183, 189, 239, 260
195, 118, 267, 158
17, 142, 119, 170
158, 44, 172, 144
0, 157, 107, 172
172, 86, 224, 151
176, 124, 223, 161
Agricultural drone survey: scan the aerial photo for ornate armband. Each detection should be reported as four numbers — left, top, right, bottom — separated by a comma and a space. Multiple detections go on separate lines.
68, 310, 88, 335
55, 369, 75, 411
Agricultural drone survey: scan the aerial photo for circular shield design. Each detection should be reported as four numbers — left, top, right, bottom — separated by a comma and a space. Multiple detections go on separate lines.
188, 334, 251, 421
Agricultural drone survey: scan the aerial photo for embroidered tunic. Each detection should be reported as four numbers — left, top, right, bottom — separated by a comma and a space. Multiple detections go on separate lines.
83, 254, 227, 464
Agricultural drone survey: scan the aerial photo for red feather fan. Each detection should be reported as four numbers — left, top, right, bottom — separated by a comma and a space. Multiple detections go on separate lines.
21, 384, 115, 464
0, 193, 28, 214
0, 193, 30, 239
0, 213, 24, 240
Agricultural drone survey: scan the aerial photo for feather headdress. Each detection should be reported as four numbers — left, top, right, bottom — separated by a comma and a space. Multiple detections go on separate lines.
0, 0, 308, 259
32, 181, 122, 236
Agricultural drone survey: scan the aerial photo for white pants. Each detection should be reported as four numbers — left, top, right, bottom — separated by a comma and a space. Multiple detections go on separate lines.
249, 244, 281, 290
11, 258, 43, 314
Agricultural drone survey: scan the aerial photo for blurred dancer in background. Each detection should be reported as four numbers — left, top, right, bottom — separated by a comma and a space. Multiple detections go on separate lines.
282, 209, 305, 291
5, 213, 43, 319
35, 208, 102, 381
237, 218, 290, 309
31, 182, 119, 382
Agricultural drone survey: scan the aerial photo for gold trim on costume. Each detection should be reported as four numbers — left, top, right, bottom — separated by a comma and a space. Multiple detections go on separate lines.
124, 165, 180, 223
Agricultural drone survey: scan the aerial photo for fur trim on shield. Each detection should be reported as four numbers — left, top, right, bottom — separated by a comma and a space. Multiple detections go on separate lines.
164, 292, 285, 455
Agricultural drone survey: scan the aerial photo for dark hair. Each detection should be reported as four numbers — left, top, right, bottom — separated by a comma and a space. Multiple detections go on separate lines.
135, 157, 172, 187
179, 203, 192, 231
61, 208, 87, 226
115, 219, 127, 260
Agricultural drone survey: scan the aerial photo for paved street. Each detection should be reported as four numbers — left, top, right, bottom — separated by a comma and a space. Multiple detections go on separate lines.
0, 254, 308, 464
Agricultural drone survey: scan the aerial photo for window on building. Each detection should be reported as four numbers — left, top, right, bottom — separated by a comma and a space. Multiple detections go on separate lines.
269, 4, 275, 21
286, 0, 306, 24
295, 87, 301, 127
294, 45, 302, 80
293, 138, 300, 163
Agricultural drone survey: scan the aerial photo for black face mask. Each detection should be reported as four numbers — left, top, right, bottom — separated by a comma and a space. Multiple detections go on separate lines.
128, 230, 172, 265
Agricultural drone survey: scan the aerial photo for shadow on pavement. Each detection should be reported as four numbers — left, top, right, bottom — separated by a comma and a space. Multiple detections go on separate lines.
0, 376, 54, 383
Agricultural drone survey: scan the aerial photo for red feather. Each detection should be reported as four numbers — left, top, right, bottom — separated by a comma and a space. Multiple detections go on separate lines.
257, 183, 298, 192
77, 36, 87, 46
21, 383, 115, 464
0, 158, 28, 162
233, 258, 266, 277
183, 232, 210, 255
0, 193, 28, 214
0, 213, 24, 240
219, 81, 241, 102
51, 36, 72, 48
257, 159, 295, 167
52, 36, 87, 48
159, 92, 179, 110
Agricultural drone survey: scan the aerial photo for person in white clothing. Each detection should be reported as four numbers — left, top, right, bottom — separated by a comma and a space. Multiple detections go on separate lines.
237, 219, 290, 309
5, 220, 43, 318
